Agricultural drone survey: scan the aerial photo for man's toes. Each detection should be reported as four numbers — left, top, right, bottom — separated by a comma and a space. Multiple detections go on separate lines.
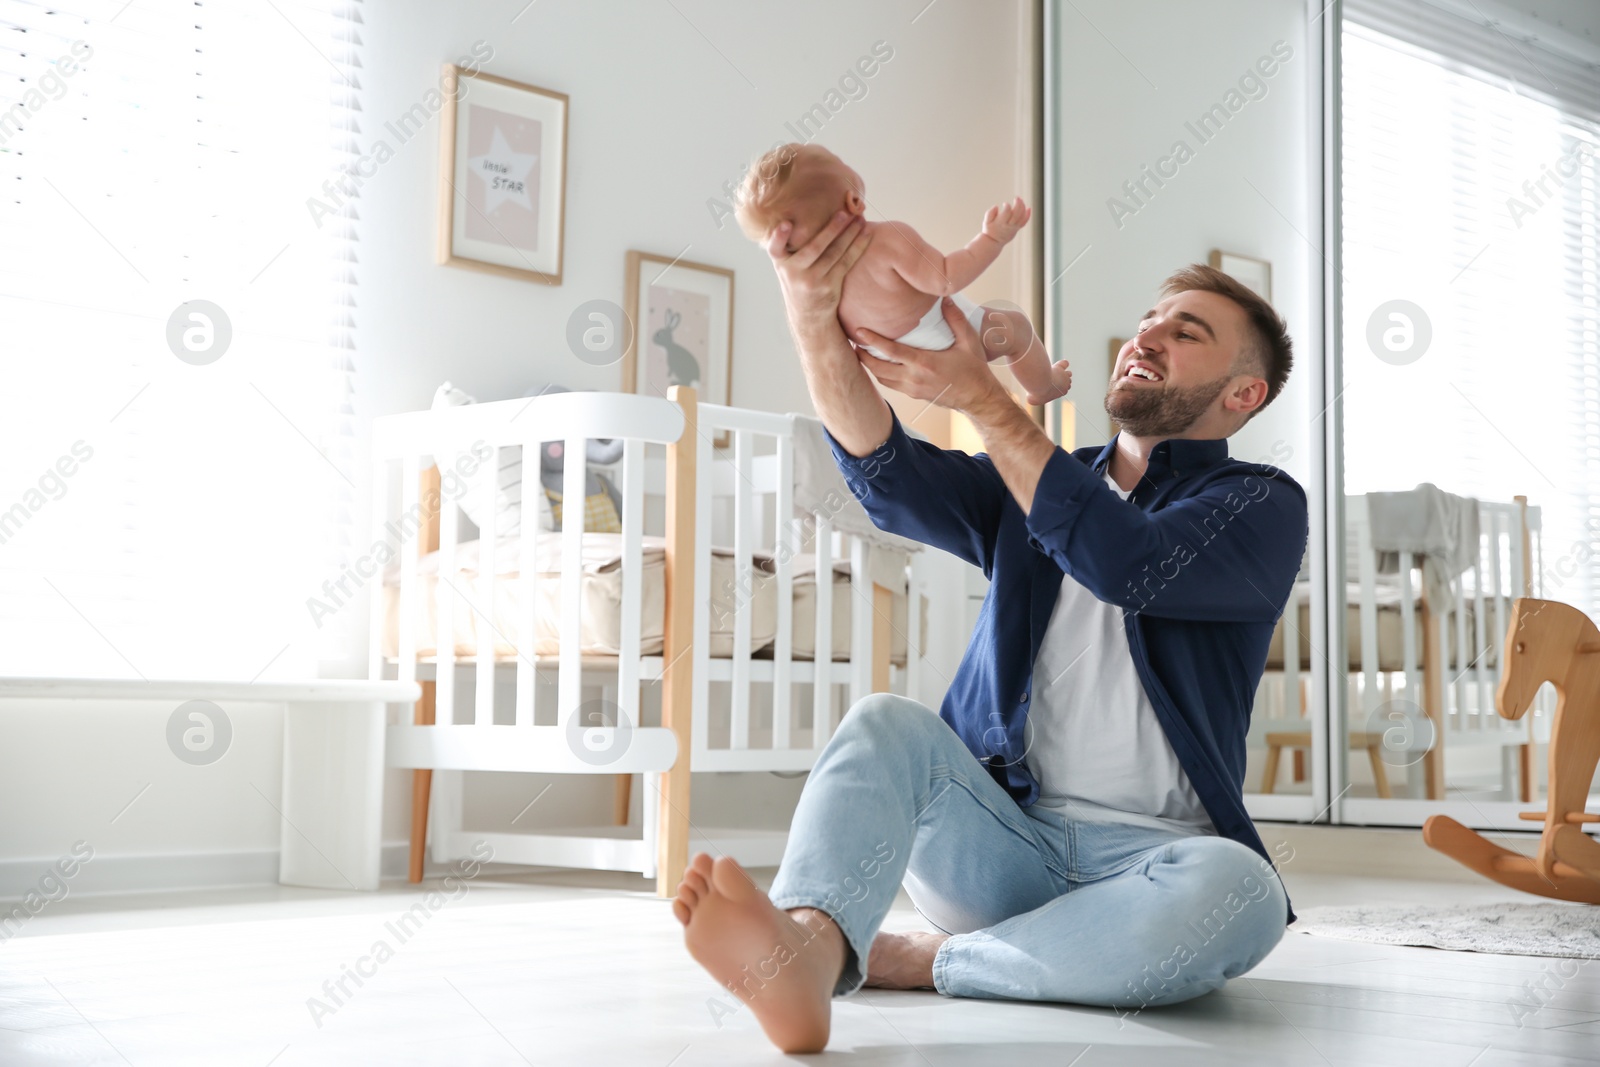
683, 866, 710, 896
672, 898, 691, 925
709, 856, 760, 903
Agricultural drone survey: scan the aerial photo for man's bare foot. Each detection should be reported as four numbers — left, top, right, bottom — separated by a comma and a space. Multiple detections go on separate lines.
673, 853, 845, 1054
864, 930, 948, 990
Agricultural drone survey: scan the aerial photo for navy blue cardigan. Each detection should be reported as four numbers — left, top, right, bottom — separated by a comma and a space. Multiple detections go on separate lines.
828, 414, 1307, 922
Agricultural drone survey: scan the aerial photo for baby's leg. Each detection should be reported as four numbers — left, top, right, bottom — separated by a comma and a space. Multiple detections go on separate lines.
976, 306, 1072, 406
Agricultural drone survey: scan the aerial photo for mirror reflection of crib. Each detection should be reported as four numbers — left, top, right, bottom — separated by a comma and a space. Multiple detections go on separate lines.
1256, 490, 1546, 802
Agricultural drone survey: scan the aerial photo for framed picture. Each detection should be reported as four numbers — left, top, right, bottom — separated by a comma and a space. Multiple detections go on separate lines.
437, 64, 567, 284
1208, 249, 1272, 304
623, 250, 735, 440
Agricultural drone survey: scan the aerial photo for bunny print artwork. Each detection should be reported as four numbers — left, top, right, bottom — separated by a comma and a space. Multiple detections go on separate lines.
648, 288, 710, 390
655, 309, 701, 388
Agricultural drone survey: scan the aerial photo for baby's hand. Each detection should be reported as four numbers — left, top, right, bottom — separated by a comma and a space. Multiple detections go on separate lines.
982, 197, 1031, 244
1023, 360, 1073, 408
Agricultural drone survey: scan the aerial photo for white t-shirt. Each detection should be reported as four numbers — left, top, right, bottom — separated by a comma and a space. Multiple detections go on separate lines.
1024, 471, 1215, 835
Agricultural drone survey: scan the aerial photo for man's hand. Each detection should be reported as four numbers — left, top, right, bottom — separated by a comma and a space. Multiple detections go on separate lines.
858, 297, 1057, 514
854, 298, 1008, 414
766, 210, 873, 341
762, 210, 891, 458
981, 197, 1031, 245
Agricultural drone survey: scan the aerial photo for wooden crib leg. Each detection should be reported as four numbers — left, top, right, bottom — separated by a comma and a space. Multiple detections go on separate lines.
408, 680, 437, 884
1366, 741, 1392, 799
613, 775, 632, 826
1422, 597, 1446, 800
657, 385, 697, 898
1260, 741, 1283, 794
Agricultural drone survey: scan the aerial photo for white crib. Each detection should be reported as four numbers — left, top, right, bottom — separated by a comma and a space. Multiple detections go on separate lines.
1259, 493, 1546, 800
370, 388, 925, 895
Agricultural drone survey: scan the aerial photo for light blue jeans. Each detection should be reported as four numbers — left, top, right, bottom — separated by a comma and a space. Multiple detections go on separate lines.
767, 694, 1287, 1007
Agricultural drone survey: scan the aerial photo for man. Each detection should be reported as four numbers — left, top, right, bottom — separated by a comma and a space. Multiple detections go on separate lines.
673, 210, 1308, 1054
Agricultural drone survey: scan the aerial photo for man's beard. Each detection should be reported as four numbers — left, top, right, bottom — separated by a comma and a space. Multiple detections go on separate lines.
1103, 372, 1231, 438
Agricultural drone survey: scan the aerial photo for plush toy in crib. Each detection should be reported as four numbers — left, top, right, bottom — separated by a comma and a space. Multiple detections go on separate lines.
526, 384, 624, 533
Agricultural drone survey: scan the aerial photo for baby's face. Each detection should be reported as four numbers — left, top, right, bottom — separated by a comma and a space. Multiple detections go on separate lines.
781, 148, 865, 251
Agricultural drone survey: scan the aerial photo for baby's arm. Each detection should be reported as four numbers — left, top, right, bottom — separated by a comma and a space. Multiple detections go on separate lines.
888, 197, 1030, 298
979, 306, 1072, 407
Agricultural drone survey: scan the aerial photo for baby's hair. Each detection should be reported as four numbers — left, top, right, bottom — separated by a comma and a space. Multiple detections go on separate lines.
733, 142, 808, 241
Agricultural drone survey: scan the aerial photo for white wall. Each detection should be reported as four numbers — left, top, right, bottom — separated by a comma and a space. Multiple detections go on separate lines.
356, 0, 1033, 427
357, 0, 1032, 856
1, 0, 1032, 891
1048, 0, 1315, 484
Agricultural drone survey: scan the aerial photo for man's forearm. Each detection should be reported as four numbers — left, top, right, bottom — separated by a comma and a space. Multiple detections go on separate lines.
792, 318, 894, 458
964, 388, 1058, 514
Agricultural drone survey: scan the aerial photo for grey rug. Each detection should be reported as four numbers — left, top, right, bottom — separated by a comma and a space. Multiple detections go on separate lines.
1292, 902, 1600, 959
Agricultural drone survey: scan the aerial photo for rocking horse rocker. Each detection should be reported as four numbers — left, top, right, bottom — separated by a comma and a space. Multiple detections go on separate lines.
1423, 597, 1600, 904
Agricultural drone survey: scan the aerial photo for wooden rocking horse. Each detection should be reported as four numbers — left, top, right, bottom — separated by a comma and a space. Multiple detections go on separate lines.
1423, 597, 1600, 904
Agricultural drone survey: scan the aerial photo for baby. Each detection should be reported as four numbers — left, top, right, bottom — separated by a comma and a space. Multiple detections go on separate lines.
735, 143, 1072, 406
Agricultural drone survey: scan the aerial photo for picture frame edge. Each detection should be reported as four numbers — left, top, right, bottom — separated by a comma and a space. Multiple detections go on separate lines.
1207, 247, 1273, 304
622, 249, 645, 397
624, 249, 736, 445
436, 63, 569, 284
435, 62, 461, 267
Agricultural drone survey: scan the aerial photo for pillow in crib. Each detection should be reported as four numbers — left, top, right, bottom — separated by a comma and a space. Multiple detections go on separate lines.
429, 382, 554, 537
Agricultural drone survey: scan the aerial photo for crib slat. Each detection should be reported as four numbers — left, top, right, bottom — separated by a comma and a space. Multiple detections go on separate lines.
1354, 495, 1380, 718
618, 439, 645, 737
475, 447, 498, 727
849, 538, 872, 707
1282, 582, 1300, 723
515, 442, 535, 729
1472, 502, 1490, 726
906, 563, 922, 701
1435, 599, 1453, 735
730, 431, 753, 751
1453, 561, 1468, 727
438, 462, 459, 727
558, 436, 585, 728
1488, 508, 1508, 736
1526, 505, 1551, 731
398, 455, 420, 689
1398, 549, 1418, 704
367, 459, 388, 684
814, 511, 834, 748
772, 435, 794, 750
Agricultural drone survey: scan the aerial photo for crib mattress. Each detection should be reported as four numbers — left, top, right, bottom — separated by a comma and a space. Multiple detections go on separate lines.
381, 534, 915, 665
1266, 579, 1511, 671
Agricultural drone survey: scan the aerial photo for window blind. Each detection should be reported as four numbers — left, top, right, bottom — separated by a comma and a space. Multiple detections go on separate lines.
0, 0, 361, 679
1340, 0, 1600, 615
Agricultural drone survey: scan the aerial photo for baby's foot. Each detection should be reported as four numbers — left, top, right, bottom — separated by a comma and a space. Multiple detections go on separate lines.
674, 853, 842, 1053
1024, 360, 1073, 406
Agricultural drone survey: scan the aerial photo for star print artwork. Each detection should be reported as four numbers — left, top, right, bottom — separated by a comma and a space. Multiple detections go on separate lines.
464, 105, 542, 250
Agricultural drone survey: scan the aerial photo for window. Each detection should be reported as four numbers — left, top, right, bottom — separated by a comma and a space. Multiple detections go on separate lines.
1341, 0, 1600, 616
0, 1, 361, 678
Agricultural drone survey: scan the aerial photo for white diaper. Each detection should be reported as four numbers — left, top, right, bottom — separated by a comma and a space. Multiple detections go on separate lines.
863, 292, 986, 363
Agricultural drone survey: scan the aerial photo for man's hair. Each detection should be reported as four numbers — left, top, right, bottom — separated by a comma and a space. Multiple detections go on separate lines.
1160, 264, 1292, 417
733, 142, 809, 241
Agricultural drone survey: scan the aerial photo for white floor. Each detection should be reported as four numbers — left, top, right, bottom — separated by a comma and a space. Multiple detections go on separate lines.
3, 865, 1598, 1066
